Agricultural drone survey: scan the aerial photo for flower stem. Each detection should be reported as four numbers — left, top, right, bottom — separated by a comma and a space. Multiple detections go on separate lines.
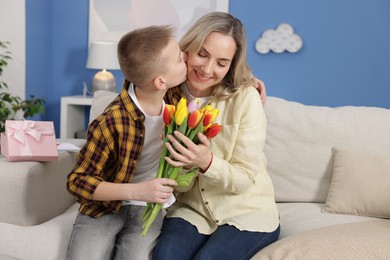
141, 203, 163, 237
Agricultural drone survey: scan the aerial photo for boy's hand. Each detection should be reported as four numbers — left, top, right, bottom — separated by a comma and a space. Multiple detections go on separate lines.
135, 178, 177, 204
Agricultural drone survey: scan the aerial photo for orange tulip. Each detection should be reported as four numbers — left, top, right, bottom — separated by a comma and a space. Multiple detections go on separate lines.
188, 110, 203, 129
163, 105, 176, 126
202, 108, 219, 128
205, 123, 222, 139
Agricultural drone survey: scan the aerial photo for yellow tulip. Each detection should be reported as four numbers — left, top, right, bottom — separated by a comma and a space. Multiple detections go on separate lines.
175, 97, 188, 126
200, 105, 213, 113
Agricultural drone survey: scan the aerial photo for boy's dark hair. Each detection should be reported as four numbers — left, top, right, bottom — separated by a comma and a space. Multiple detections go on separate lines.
118, 25, 174, 87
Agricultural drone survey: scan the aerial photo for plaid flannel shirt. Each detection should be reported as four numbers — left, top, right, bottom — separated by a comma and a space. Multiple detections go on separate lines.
67, 80, 185, 218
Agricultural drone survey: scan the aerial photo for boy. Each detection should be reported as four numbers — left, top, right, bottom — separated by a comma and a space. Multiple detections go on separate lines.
66, 25, 187, 260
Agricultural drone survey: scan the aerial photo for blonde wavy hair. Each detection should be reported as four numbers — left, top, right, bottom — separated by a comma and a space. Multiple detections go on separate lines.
179, 12, 255, 100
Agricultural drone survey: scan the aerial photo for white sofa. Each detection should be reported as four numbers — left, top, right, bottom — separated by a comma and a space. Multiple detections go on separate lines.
1, 92, 389, 260
253, 96, 390, 259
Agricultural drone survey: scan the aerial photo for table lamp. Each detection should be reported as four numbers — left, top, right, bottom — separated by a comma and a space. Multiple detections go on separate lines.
86, 41, 120, 94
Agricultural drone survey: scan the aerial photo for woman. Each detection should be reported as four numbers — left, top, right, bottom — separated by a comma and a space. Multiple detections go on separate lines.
154, 12, 280, 260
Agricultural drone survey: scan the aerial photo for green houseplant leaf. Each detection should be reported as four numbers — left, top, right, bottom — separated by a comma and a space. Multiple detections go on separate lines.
0, 41, 46, 133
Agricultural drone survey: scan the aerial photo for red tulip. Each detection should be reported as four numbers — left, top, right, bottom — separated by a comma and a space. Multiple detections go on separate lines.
203, 112, 213, 127
205, 123, 222, 139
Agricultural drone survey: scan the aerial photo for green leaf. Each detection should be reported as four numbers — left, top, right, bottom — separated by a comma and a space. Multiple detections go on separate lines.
188, 121, 203, 142
177, 114, 188, 135
0, 41, 46, 132
176, 170, 198, 187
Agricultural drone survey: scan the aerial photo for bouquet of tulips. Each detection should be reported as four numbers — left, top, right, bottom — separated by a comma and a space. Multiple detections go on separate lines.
140, 97, 222, 236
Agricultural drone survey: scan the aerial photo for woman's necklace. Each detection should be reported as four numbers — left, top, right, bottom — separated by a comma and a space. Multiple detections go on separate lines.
182, 84, 212, 108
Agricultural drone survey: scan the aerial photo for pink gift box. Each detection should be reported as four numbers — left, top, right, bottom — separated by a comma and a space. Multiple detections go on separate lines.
1, 120, 58, 162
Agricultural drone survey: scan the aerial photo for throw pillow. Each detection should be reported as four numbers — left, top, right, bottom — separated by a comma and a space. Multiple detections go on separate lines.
323, 147, 390, 218
89, 90, 117, 124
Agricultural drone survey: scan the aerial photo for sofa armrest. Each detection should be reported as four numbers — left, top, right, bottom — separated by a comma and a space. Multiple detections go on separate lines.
0, 203, 79, 260
0, 140, 83, 226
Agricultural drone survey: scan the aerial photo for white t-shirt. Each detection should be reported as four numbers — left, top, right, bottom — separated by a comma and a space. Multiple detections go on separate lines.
123, 84, 175, 207
127, 84, 164, 184
182, 84, 211, 108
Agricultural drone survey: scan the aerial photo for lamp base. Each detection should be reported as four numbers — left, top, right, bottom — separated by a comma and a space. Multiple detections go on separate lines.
92, 69, 117, 94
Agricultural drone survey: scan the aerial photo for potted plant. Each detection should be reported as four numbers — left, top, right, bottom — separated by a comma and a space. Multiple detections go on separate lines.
0, 41, 46, 133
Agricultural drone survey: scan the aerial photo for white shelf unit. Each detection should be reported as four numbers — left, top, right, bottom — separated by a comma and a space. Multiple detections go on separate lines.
60, 95, 93, 139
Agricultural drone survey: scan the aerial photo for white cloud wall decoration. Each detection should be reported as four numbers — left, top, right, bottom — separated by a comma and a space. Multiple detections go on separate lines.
256, 23, 303, 54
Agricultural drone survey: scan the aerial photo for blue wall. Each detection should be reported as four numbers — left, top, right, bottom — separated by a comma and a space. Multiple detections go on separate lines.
26, 0, 390, 137
230, 0, 390, 108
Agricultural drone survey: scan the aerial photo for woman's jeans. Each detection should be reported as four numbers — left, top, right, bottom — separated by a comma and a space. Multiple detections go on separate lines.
153, 217, 280, 260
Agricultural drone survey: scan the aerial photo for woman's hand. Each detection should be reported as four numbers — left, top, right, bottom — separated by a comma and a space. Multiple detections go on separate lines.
254, 77, 266, 106
165, 131, 212, 172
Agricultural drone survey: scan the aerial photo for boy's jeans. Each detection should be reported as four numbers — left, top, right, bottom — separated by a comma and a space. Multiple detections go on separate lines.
67, 205, 163, 260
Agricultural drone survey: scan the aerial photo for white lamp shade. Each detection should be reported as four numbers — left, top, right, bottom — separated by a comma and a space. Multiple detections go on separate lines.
86, 41, 120, 70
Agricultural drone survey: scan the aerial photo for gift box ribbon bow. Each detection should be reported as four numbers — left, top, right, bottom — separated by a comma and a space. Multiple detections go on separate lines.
5, 120, 54, 144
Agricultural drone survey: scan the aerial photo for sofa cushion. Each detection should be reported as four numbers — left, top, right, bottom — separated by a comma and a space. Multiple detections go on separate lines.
275, 202, 373, 239
251, 219, 390, 260
264, 97, 390, 203
323, 147, 390, 218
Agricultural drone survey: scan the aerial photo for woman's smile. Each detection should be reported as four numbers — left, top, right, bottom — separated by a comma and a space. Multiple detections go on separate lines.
194, 69, 212, 82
